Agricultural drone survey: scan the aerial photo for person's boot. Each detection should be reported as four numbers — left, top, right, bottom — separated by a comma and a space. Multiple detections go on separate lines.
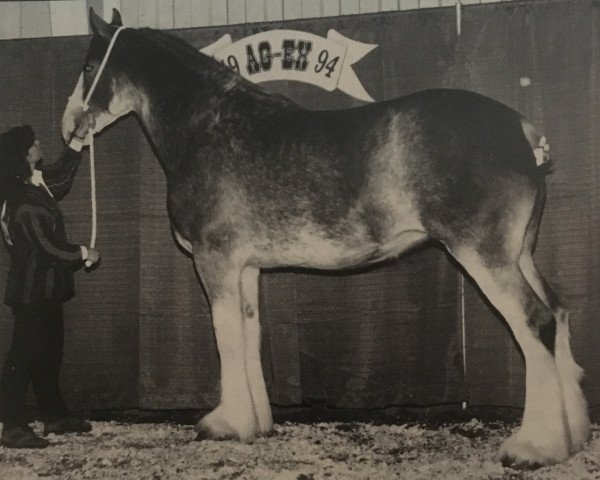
43, 416, 92, 436
1, 424, 49, 448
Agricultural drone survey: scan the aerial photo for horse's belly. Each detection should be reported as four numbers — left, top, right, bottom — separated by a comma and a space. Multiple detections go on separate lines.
258, 224, 428, 270
267, 237, 378, 269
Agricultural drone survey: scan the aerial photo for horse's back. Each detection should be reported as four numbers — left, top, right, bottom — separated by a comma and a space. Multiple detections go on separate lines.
171, 88, 544, 266
363, 89, 543, 247
276, 88, 542, 232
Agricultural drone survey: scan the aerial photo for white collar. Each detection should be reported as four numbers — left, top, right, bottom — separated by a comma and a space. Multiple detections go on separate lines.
1, 201, 12, 246
29, 169, 54, 198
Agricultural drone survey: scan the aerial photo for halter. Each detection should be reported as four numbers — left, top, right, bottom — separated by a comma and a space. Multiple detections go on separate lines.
80, 25, 127, 266
83, 26, 127, 111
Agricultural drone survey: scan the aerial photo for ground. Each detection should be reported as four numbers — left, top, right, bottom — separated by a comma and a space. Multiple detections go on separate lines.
1, 414, 600, 480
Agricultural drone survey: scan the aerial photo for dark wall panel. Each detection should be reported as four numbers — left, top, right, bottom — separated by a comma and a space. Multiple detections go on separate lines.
0, 0, 597, 411
0, 36, 140, 409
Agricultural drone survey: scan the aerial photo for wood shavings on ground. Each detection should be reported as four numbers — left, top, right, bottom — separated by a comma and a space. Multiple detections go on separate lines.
1, 419, 599, 479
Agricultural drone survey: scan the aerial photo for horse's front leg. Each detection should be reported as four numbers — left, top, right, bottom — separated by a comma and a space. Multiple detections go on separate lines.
240, 266, 273, 434
194, 255, 258, 442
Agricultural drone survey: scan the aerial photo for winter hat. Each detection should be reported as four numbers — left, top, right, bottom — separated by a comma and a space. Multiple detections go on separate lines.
0, 125, 35, 185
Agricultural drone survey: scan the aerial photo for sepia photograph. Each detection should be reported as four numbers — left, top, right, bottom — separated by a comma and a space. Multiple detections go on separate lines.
0, 0, 598, 478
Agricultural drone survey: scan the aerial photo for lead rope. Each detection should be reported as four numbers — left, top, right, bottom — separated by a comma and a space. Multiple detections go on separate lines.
460, 274, 468, 411
79, 25, 126, 266
457, 0, 468, 411
84, 135, 97, 268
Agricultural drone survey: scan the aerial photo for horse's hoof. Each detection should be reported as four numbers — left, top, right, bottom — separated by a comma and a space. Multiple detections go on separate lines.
194, 421, 235, 441
260, 428, 277, 438
194, 429, 231, 442
495, 434, 568, 470
194, 408, 257, 442
498, 454, 543, 470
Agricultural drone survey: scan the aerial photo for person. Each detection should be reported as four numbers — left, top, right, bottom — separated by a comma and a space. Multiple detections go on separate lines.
0, 113, 100, 448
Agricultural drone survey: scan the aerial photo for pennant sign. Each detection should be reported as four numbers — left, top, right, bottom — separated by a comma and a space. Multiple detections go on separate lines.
201, 30, 377, 102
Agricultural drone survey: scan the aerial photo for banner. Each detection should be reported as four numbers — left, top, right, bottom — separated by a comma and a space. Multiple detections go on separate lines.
201, 29, 377, 102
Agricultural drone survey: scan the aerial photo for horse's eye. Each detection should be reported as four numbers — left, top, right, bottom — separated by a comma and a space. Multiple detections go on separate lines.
83, 64, 95, 73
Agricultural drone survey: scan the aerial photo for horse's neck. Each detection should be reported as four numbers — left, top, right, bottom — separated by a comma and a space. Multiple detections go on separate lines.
135, 77, 225, 175
123, 33, 297, 174
134, 72, 292, 178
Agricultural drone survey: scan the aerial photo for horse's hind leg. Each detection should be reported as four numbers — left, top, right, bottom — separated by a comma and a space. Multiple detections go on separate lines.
518, 186, 590, 452
193, 256, 258, 442
451, 246, 569, 468
553, 311, 590, 452
239, 266, 274, 434
519, 253, 590, 453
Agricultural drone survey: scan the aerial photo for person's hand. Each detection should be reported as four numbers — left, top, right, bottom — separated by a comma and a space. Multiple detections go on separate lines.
73, 111, 96, 140
86, 247, 101, 265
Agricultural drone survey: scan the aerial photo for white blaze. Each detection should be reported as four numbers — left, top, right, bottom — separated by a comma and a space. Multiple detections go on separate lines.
61, 73, 85, 142
61, 73, 139, 144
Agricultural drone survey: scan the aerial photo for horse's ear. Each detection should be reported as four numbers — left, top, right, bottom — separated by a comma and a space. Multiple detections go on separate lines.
111, 8, 123, 27
89, 7, 114, 40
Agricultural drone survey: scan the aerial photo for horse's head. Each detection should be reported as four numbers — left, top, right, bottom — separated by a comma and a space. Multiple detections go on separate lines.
61, 8, 139, 143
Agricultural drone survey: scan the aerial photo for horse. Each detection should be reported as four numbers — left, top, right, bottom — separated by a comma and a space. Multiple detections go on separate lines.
61, 9, 590, 469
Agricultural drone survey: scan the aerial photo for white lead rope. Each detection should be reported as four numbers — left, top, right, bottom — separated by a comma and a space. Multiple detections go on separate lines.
80, 26, 127, 266
84, 134, 97, 267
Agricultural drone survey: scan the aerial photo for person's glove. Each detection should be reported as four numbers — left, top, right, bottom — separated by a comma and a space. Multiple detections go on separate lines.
73, 111, 97, 140
80, 246, 101, 266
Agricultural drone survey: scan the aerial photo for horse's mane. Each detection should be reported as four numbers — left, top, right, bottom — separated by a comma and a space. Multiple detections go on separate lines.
139, 29, 236, 81
135, 28, 294, 107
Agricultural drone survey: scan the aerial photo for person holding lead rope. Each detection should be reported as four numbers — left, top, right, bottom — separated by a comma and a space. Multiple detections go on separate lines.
0, 111, 100, 449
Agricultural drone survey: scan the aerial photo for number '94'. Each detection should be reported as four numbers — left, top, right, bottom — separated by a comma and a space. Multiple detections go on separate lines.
314, 50, 340, 78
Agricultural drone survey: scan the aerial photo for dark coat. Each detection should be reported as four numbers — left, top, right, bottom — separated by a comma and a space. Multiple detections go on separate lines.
3, 148, 83, 306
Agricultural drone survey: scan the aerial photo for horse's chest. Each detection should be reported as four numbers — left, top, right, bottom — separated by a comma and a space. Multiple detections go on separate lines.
165, 182, 206, 242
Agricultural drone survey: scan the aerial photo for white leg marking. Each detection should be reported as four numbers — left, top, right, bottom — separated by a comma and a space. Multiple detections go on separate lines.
509, 338, 569, 467
455, 249, 569, 467
240, 266, 273, 434
555, 308, 590, 452
520, 254, 590, 453
197, 269, 258, 441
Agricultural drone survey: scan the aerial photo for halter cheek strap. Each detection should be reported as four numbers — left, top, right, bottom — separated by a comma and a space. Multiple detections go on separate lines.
79, 25, 127, 266
83, 25, 127, 111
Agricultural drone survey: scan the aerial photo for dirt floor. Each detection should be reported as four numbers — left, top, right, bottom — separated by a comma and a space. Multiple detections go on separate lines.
1, 410, 600, 480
